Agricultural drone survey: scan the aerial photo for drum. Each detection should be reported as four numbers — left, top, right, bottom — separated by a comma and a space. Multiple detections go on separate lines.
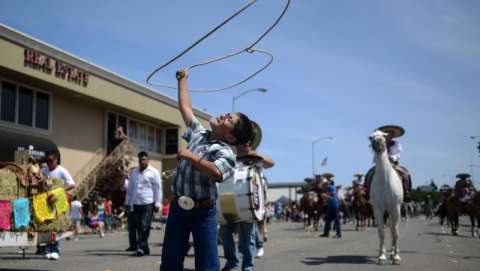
216, 164, 266, 224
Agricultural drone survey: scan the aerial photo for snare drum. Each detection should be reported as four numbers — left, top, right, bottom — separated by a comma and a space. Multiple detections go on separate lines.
216, 165, 266, 224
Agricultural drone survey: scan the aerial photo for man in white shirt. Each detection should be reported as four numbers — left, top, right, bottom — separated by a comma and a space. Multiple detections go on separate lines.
387, 138, 403, 164
125, 151, 162, 257
41, 150, 76, 260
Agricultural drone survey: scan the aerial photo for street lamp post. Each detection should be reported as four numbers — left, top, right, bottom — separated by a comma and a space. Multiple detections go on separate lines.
232, 88, 268, 112
311, 136, 333, 176
469, 136, 480, 184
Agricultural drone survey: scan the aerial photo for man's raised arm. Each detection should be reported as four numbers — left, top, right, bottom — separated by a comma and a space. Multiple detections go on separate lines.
176, 69, 194, 126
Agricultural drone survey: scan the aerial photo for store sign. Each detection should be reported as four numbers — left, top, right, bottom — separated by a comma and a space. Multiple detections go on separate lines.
24, 48, 89, 87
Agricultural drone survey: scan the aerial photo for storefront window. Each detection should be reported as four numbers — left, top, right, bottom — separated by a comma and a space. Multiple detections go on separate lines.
118, 115, 127, 134
35, 92, 49, 129
148, 126, 155, 152
18, 87, 33, 126
156, 128, 163, 154
139, 123, 147, 151
128, 120, 137, 139
165, 129, 178, 155
107, 112, 176, 155
1, 81, 16, 123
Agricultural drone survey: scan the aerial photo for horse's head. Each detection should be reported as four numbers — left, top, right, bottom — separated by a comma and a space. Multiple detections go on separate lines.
369, 130, 388, 154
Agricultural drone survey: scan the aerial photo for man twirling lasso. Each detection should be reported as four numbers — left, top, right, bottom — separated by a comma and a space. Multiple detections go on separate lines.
160, 69, 253, 271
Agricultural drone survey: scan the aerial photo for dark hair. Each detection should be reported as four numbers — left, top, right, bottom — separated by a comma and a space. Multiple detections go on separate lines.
138, 151, 149, 159
45, 150, 59, 160
232, 113, 253, 145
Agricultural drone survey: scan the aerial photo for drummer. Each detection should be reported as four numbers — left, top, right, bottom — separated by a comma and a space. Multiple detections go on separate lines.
220, 142, 274, 271
160, 69, 253, 271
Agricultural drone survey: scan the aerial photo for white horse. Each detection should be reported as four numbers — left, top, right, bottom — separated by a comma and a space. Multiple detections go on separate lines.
369, 130, 404, 265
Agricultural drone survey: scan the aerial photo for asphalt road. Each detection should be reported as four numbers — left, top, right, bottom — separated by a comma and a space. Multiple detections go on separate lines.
1, 217, 479, 271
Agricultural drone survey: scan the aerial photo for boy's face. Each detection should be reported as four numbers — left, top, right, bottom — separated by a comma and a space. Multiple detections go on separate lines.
209, 113, 240, 143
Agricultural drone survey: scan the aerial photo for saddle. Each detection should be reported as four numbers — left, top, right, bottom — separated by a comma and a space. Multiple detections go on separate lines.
365, 164, 412, 202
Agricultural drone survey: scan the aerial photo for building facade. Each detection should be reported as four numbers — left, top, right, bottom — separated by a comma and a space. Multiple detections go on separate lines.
0, 24, 211, 200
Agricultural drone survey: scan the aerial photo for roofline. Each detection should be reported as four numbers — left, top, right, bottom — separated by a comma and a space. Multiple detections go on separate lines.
268, 182, 305, 188
0, 23, 211, 120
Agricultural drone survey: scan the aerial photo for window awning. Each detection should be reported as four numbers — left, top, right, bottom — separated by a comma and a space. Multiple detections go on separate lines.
0, 129, 59, 163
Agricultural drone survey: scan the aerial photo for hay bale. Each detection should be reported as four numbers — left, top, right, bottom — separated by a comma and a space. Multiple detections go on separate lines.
0, 168, 26, 201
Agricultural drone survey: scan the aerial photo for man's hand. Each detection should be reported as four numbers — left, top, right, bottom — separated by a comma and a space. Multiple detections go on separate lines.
236, 143, 253, 157
176, 68, 194, 126
154, 206, 161, 213
177, 149, 194, 161
176, 68, 189, 80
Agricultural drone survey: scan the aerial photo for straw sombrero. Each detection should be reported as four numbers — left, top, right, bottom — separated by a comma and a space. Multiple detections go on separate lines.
353, 172, 364, 178
456, 173, 471, 179
377, 125, 405, 139
322, 172, 335, 179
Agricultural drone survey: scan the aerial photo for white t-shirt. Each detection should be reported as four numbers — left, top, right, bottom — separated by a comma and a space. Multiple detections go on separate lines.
337, 189, 345, 201
70, 200, 83, 219
42, 165, 75, 185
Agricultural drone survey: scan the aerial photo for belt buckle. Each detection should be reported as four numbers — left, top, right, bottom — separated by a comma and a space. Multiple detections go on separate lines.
178, 196, 195, 210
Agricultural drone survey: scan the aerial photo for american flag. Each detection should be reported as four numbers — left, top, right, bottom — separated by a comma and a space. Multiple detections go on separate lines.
320, 157, 328, 167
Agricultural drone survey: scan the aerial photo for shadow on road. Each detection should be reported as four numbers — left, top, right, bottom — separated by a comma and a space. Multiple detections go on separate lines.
301, 255, 375, 265
83, 249, 161, 257
423, 232, 470, 238
282, 226, 308, 232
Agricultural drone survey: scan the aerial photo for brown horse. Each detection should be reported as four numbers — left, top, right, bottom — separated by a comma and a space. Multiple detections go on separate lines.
300, 191, 324, 231
446, 192, 480, 237
352, 190, 370, 231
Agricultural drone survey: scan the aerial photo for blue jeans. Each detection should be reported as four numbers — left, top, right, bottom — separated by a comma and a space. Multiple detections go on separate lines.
220, 222, 255, 271
127, 208, 137, 249
323, 207, 341, 237
253, 224, 263, 249
47, 241, 60, 254
130, 203, 154, 253
161, 201, 219, 271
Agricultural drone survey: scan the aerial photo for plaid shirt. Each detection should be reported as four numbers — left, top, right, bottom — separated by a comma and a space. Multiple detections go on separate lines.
172, 117, 236, 200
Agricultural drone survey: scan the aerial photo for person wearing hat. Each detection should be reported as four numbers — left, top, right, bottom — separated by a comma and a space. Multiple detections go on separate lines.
352, 173, 364, 187
366, 125, 412, 201
436, 185, 453, 225
454, 174, 475, 203
160, 69, 253, 271
323, 173, 335, 186
219, 142, 274, 271
320, 183, 341, 238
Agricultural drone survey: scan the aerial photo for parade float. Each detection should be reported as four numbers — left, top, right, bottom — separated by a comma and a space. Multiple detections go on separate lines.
0, 150, 72, 257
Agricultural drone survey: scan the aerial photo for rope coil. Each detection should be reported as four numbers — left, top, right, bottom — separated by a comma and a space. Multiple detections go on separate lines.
146, 0, 291, 92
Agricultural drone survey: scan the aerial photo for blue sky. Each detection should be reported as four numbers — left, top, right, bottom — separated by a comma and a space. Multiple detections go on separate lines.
1, 0, 479, 188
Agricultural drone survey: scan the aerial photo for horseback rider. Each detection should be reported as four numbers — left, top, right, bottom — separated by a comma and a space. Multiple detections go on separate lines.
454, 173, 475, 203
323, 172, 335, 186
436, 184, 453, 225
366, 125, 412, 201
352, 173, 366, 198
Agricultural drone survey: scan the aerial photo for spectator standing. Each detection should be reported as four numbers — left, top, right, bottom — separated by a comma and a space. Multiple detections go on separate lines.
69, 196, 83, 241
125, 151, 162, 256
320, 184, 341, 238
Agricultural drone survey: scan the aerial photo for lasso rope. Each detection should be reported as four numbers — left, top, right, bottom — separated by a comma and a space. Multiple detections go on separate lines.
146, 0, 291, 92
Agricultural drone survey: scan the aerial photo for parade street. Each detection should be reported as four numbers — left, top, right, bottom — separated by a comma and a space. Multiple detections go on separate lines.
0, 217, 479, 271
